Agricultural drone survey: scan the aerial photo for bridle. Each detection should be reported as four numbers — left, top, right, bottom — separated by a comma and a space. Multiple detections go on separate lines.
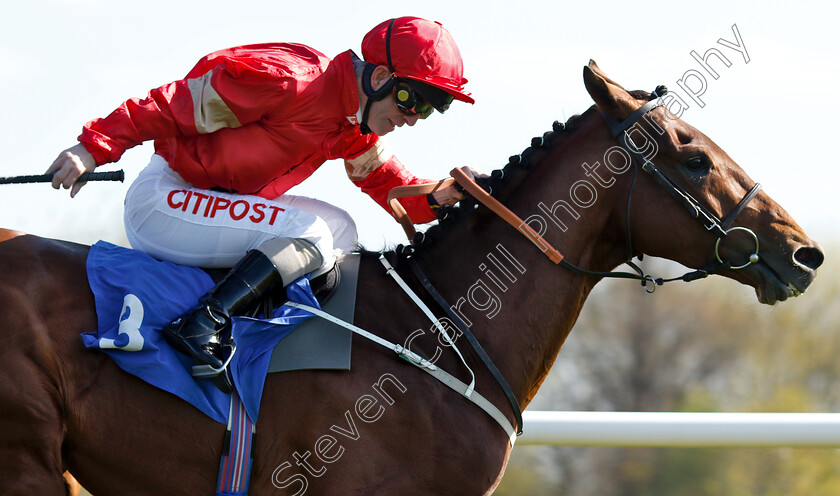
585, 96, 763, 290
385, 96, 765, 436
389, 92, 764, 292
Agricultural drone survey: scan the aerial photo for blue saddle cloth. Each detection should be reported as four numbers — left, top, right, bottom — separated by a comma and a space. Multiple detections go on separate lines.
81, 241, 319, 424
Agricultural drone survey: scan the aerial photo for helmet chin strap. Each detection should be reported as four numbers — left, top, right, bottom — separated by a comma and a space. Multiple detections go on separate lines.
359, 96, 378, 135
360, 63, 395, 135
359, 99, 375, 135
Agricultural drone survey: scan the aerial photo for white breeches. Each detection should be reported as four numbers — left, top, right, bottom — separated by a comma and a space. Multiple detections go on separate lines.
124, 155, 357, 269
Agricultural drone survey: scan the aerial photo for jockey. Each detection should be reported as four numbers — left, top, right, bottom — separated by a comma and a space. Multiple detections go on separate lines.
45, 16, 475, 393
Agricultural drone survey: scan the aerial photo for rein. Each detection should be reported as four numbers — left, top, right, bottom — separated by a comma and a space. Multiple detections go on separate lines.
383, 94, 765, 441
388, 96, 764, 290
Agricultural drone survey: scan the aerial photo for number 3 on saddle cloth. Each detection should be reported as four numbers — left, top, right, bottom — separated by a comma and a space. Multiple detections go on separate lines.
81, 240, 320, 425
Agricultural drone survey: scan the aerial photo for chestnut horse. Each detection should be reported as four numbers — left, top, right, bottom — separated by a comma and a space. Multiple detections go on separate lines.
0, 62, 823, 495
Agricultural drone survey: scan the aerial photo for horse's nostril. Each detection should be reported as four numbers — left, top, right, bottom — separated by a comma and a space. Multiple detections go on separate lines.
794, 246, 824, 271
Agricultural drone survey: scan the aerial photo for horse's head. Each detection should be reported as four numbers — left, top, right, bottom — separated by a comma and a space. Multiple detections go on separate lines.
583, 60, 823, 304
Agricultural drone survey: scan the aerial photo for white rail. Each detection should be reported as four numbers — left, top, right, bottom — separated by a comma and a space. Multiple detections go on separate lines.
517, 411, 840, 447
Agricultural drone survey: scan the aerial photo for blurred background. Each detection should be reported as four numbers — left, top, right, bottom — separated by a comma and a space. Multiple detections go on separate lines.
494, 260, 840, 495
4, 0, 837, 494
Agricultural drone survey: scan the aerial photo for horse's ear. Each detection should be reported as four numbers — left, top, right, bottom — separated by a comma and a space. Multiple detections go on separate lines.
583, 60, 641, 120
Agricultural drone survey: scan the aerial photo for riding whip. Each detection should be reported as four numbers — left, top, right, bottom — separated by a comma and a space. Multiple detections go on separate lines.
0, 170, 125, 185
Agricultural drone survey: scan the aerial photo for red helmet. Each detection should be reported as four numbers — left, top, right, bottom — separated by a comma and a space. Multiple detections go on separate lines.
362, 17, 474, 104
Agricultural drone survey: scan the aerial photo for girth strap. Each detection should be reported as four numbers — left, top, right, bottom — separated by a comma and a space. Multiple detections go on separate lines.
215, 391, 256, 496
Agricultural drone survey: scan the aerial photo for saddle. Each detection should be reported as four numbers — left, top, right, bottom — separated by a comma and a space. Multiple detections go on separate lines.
83, 242, 358, 424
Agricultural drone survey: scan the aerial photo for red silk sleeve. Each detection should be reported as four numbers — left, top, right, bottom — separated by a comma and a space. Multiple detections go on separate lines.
349, 155, 437, 224
78, 51, 294, 165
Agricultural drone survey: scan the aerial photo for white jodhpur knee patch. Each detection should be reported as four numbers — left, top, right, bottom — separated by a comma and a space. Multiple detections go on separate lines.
256, 238, 323, 284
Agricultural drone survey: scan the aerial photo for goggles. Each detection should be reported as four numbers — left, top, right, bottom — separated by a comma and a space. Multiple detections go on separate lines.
394, 80, 454, 120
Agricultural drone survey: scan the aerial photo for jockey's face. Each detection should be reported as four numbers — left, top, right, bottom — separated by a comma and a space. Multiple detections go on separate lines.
363, 66, 422, 136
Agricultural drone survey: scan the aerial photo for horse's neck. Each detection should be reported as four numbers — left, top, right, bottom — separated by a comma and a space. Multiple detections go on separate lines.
417, 114, 629, 407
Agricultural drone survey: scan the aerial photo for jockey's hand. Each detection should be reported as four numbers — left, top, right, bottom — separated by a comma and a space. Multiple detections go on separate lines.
46, 143, 96, 198
431, 167, 487, 206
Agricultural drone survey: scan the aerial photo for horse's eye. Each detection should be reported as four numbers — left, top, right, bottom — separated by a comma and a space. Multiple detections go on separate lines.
684, 156, 710, 173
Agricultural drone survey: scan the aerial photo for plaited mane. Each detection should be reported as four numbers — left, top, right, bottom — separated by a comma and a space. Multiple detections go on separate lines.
409, 89, 659, 251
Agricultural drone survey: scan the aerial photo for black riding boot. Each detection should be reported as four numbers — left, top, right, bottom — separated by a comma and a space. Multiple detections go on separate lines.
162, 250, 282, 392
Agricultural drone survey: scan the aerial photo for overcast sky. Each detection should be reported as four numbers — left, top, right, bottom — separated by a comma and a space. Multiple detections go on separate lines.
2, 0, 837, 252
